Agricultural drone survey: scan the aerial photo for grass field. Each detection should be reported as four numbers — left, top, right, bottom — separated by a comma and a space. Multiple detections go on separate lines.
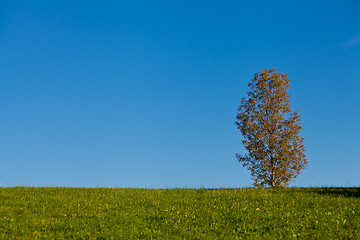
0, 187, 359, 239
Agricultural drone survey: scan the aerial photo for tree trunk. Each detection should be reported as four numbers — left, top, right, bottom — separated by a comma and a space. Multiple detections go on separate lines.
271, 170, 275, 187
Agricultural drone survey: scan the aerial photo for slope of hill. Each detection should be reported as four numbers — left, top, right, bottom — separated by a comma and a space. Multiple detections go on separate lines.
0, 187, 359, 239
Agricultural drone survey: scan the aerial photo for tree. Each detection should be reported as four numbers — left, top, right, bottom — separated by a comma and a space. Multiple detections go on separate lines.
236, 68, 307, 187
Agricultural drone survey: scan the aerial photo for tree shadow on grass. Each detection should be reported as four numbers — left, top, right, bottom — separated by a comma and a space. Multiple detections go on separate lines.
309, 187, 360, 198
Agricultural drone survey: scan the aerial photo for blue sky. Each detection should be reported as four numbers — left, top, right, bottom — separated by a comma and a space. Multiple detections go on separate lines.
1, 0, 359, 188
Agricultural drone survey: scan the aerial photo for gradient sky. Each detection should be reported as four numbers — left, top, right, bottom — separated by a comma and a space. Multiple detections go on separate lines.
1, 0, 359, 188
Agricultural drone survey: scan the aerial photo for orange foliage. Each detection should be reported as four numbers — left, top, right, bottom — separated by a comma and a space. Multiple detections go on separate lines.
236, 69, 307, 187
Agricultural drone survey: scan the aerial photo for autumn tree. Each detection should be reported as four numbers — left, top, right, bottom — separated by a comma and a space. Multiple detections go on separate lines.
236, 68, 307, 187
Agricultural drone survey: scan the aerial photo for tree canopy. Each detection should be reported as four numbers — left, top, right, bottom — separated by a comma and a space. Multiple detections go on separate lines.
236, 68, 307, 187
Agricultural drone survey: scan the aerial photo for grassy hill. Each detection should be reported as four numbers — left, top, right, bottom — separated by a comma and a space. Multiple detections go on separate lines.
0, 187, 359, 239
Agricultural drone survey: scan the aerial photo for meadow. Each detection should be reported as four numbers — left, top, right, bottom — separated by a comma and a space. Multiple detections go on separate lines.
0, 187, 359, 239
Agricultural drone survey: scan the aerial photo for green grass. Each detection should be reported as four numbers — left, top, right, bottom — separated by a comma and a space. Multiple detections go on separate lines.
0, 187, 359, 239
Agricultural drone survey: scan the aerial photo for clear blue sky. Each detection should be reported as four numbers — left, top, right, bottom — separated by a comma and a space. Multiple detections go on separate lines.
1, 0, 359, 188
